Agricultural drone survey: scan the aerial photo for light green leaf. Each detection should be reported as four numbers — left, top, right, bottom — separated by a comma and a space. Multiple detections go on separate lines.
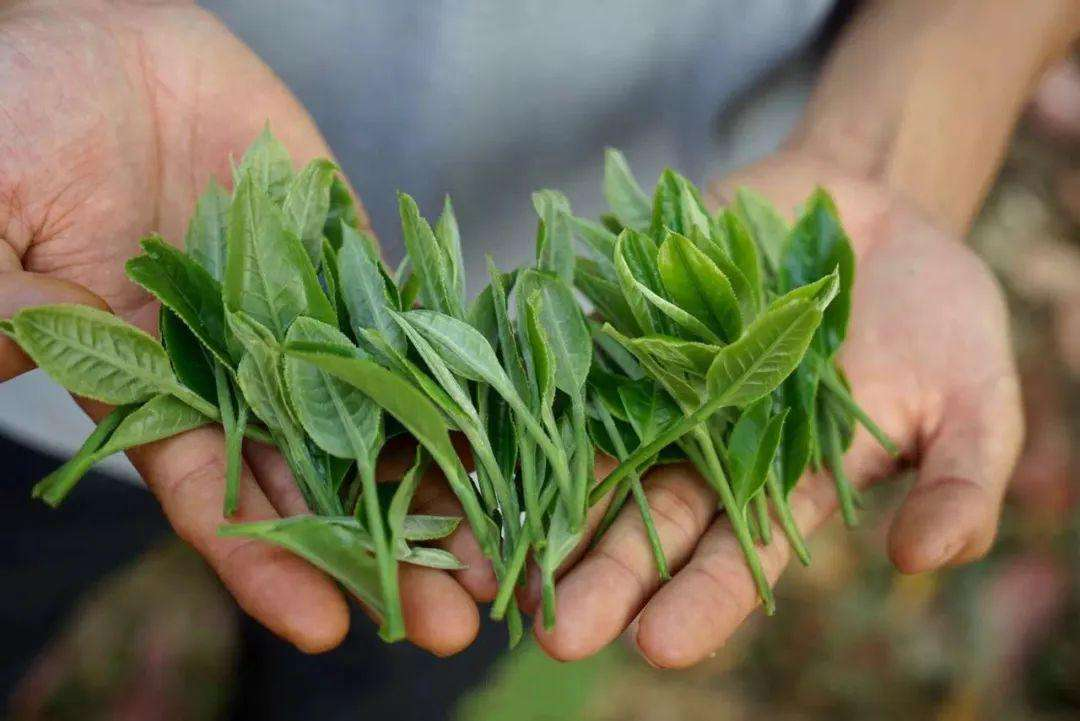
235, 126, 293, 204
614, 229, 664, 335
400, 546, 467, 570
533, 189, 574, 284
568, 215, 617, 268
658, 232, 742, 342
12, 305, 178, 405
219, 516, 386, 617
184, 178, 231, 282
283, 158, 337, 264
398, 192, 463, 318
603, 148, 651, 231
97, 394, 212, 456
574, 257, 640, 336
338, 223, 405, 353
398, 309, 517, 400
435, 195, 466, 304
283, 317, 381, 462
514, 269, 591, 395
732, 187, 789, 275
731, 408, 788, 510
705, 296, 823, 408
626, 335, 719, 377
632, 277, 724, 344
225, 174, 335, 340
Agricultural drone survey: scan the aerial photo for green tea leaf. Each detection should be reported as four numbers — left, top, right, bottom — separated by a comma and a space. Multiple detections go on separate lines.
603, 148, 651, 231
32, 404, 138, 507
398, 309, 517, 401
184, 178, 231, 282
97, 394, 212, 456
283, 346, 462, 482
389, 449, 430, 544
220, 516, 386, 617
614, 229, 665, 335
732, 187, 789, 275
720, 210, 764, 316
338, 223, 406, 353
618, 380, 680, 445
400, 546, 467, 570
514, 269, 591, 395
236, 337, 293, 433
126, 235, 230, 366
780, 190, 854, 357
284, 317, 382, 462
533, 189, 574, 284
435, 195, 466, 304
522, 292, 556, 408
398, 192, 463, 319
626, 335, 718, 378
283, 158, 337, 264
780, 359, 820, 494
225, 174, 335, 339
657, 232, 742, 342
12, 305, 179, 405
574, 257, 639, 335
731, 407, 788, 510
401, 514, 461, 541
323, 176, 360, 251
705, 296, 824, 408
160, 307, 217, 404
631, 277, 723, 344
235, 126, 293, 204
568, 215, 617, 269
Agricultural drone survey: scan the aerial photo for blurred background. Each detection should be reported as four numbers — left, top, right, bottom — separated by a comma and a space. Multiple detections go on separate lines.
2, 2, 1079, 720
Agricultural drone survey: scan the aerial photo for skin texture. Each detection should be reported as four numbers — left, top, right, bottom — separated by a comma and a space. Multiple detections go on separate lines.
0, 0, 1068, 663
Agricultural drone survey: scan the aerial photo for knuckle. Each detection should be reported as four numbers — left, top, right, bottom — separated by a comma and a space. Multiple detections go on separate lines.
643, 482, 706, 545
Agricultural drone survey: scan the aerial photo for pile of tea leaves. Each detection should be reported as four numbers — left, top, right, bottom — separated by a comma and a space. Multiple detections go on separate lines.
0, 130, 895, 645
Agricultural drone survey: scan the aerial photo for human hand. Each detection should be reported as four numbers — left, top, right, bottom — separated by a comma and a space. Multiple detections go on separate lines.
0, 0, 481, 656
526, 148, 1023, 667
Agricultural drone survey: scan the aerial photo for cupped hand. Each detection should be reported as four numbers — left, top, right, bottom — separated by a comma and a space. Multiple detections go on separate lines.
524, 149, 1023, 667
0, 0, 480, 656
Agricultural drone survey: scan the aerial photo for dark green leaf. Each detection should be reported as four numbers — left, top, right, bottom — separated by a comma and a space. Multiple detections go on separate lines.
126, 235, 230, 366
160, 307, 217, 404
657, 232, 742, 342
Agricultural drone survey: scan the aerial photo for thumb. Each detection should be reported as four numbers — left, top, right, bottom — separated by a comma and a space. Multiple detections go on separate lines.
0, 270, 109, 381
888, 373, 1023, 574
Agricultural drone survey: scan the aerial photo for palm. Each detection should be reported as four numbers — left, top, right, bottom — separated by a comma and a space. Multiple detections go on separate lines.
1, 1, 479, 656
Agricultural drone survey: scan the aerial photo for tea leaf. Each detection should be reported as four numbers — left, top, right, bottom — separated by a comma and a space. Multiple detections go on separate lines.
225, 174, 335, 339
338, 223, 406, 353
658, 232, 742, 342
626, 335, 718, 378
389, 449, 430, 544
12, 305, 180, 405
732, 187, 789, 275
283, 317, 381, 462
398, 192, 463, 318
435, 195, 466, 303
400, 546, 467, 570
32, 404, 138, 507
614, 229, 665, 335
574, 257, 640, 336
220, 516, 386, 617
184, 178, 231, 282
515, 269, 591, 395
126, 235, 230, 366
97, 394, 212, 456
705, 296, 824, 408
533, 189, 574, 284
603, 148, 651, 231
160, 307, 217, 404
323, 176, 360, 251
779, 359, 819, 494
283, 158, 337, 264
235, 126, 293, 203
632, 277, 723, 345
568, 215, 617, 268
398, 309, 517, 401
781, 190, 854, 357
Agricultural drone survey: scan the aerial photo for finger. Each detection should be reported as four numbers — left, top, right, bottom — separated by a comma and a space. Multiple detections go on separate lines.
516, 454, 618, 616
0, 270, 108, 380
242, 439, 311, 517
632, 426, 896, 669
411, 467, 498, 603
124, 427, 351, 654
397, 563, 480, 657
533, 460, 717, 661
888, 372, 1023, 573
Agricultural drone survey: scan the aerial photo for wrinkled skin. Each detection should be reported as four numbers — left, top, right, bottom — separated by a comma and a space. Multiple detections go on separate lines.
0, 1, 1022, 663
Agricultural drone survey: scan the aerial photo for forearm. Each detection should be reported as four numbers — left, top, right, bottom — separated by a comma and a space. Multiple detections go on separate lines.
789, 0, 1080, 234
